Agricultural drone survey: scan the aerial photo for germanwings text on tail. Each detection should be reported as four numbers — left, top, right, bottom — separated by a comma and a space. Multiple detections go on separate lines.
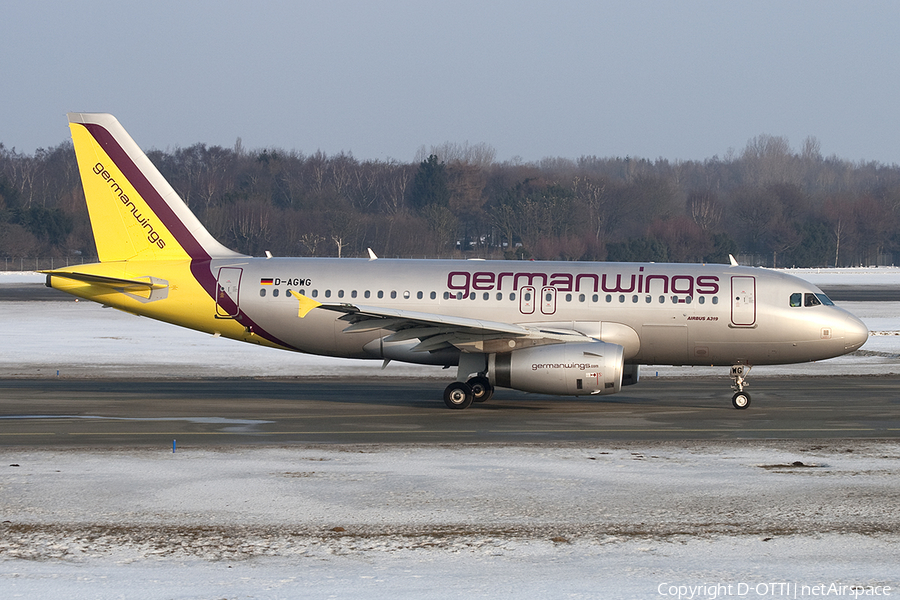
43, 113, 869, 409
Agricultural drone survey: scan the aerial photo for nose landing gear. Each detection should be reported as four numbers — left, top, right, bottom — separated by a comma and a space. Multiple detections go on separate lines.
730, 365, 751, 409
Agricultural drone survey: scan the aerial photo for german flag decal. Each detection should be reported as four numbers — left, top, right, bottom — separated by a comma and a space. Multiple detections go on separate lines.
260, 278, 274, 285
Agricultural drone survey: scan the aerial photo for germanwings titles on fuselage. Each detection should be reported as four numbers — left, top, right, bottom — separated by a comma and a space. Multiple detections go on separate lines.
446, 266, 720, 298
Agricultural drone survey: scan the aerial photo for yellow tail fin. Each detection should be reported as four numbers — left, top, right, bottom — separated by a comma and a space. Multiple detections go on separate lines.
67, 113, 242, 262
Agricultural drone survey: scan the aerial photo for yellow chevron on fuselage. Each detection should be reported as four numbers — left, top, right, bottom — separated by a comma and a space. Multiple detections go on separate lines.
45, 260, 284, 349
70, 123, 192, 262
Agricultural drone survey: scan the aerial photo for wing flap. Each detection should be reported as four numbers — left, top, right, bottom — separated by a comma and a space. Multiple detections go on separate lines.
317, 302, 531, 336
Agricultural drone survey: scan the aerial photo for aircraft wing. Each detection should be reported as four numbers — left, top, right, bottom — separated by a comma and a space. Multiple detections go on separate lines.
291, 292, 591, 353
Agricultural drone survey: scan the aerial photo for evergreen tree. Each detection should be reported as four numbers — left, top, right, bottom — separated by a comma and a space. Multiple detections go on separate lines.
410, 154, 450, 210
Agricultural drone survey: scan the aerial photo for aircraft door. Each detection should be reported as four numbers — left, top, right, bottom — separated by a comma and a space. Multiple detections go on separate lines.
731, 275, 756, 326
519, 286, 535, 314
216, 267, 242, 317
540, 286, 557, 315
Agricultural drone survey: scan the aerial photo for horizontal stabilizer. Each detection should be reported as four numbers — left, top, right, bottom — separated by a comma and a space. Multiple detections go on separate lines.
42, 270, 168, 292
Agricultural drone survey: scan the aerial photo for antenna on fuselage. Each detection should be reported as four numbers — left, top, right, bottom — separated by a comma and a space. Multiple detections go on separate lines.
728, 254, 739, 266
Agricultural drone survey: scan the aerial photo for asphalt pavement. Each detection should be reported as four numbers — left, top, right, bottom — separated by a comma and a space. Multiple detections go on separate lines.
1, 376, 898, 446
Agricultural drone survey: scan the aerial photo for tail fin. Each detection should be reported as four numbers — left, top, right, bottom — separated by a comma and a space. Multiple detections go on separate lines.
67, 113, 243, 262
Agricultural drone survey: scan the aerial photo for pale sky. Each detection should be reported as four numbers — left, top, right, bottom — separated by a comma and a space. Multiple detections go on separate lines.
3, 1, 900, 164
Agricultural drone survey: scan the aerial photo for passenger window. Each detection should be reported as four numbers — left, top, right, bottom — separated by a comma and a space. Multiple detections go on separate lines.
619, 295, 625, 303
497, 292, 503, 300
338, 290, 344, 298
632, 295, 638, 303
698, 296, 705, 305
377, 291, 384, 299
510, 293, 516, 301
351, 290, 357, 299
390, 291, 397, 299
443, 292, 450, 300
579, 294, 585, 302
565, 293, 572, 302
790, 293, 802, 307
645, 295, 651, 303
606, 294, 612, 303
324, 290, 331, 298
525, 292, 532, 301
259, 289, 266, 297
804, 293, 821, 307
483, 292, 490, 300
685, 296, 692, 304
592, 294, 598, 302
403, 291, 410, 299
712, 297, 719, 305
431, 291, 437, 300
364, 290, 371, 299
417, 291, 423, 299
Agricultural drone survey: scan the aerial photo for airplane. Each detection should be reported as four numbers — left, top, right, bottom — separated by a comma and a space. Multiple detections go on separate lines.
42, 113, 869, 410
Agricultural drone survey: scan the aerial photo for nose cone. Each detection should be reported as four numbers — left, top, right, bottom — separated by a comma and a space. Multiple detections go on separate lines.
844, 314, 868, 351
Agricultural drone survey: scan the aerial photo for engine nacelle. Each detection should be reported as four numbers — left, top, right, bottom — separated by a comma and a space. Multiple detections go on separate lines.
489, 342, 624, 396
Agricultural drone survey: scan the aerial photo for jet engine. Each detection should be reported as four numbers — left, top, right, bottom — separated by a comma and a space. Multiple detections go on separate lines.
488, 341, 624, 396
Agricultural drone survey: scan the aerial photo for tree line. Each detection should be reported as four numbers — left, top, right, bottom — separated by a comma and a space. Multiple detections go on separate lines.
1, 134, 898, 267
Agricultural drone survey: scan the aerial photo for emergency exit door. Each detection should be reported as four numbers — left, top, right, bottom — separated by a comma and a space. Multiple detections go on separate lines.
540, 286, 557, 315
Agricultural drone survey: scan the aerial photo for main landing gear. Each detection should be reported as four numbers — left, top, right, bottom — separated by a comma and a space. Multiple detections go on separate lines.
730, 364, 751, 409
443, 376, 494, 410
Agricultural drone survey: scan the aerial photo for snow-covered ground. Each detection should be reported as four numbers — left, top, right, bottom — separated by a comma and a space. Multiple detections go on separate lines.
2, 443, 898, 599
1, 269, 898, 599
781, 265, 900, 287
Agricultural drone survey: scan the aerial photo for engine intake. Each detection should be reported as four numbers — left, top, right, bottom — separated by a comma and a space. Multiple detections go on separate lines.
489, 342, 624, 396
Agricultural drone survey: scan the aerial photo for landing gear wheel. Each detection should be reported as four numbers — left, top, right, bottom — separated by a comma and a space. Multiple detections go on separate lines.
732, 391, 751, 410
729, 365, 752, 410
443, 382, 474, 410
467, 376, 494, 403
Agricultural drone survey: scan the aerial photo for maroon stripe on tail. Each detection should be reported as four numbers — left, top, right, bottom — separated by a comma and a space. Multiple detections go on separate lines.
82, 123, 211, 262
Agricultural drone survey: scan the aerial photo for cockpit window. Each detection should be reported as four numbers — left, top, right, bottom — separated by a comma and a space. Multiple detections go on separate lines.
793, 291, 836, 307
815, 293, 835, 306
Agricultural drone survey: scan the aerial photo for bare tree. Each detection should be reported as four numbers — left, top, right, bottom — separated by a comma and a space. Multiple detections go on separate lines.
415, 141, 496, 168
687, 190, 723, 232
